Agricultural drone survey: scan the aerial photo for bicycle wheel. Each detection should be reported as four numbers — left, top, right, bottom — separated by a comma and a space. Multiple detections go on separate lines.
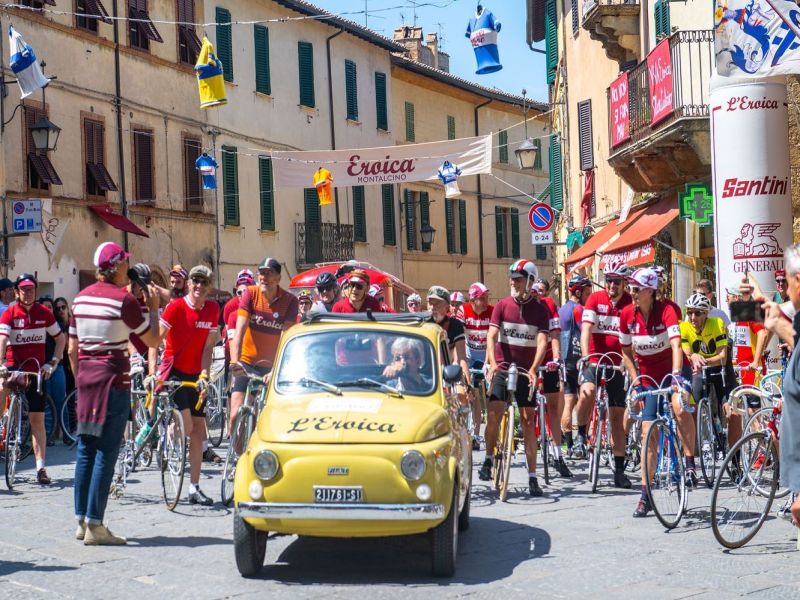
111, 431, 135, 500
205, 383, 225, 448
17, 398, 32, 462
644, 419, 687, 529
624, 419, 642, 473
60, 390, 79, 443
499, 405, 514, 502
538, 400, 549, 486
4, 396, 23, 489
43, 394, 58, 446
161, 408, 187, 511
697, 398, 716, 488
743, 407, 772, 435
710, 430, 779, 548
222, 406, 253, 506
588, 404, 601, 492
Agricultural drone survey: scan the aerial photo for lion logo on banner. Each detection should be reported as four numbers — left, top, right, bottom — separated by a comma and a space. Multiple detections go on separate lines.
733, 223, 783, 258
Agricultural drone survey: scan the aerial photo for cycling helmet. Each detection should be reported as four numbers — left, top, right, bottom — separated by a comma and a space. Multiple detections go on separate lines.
684, 292, 711, 311
406, 293, 422, 305
603, 259, 628, 278
468, 282, 489, 299
315, 271, 338, 290
298, 290, 312, 302
14, 273, 37, 288
130, 263, 152, 287
450, 291, 465, 304
568, 274, 591, 293
509, 259, 539, 282
653, 265, 667, 282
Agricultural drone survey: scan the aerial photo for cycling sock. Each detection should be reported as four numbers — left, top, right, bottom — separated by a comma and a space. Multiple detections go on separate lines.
202, 440, 209, 452
36, 459, 45, 470
578, 425, 587, 438
563, 431, 573, 449
685, 455, 695, 470
640, 485, 648, 501
614, 456, 625, 471
528, 472, 537, 479
552, 444, 562, 459
189, 483, 199, 494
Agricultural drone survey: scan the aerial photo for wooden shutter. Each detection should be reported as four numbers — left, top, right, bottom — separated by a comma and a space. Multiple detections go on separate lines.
254, 25, 271, 95
85, 120, 117, 192
129, 0, 163, 43
26, 106, 62, 187
304, 188, 320, 224
177, 0, 201, 63
133, 129, 154, 203
498, 129, 508, 163
447, 115, 455, 140
183, 137, 202, 211
405, 101, 415, 142
404, 189, 416, 250
420, 191, 430, 252
84, 0, 112, 23
353, 186, 366, 242
511, 208, 520, 259
578, 99, 594, 170
655, 0, 670, 39
536, 245, 547, 260
495, 206, 504, 258
375, 72, 388, 131
458, 199, 467, 255
445, 199, 455, 254
545, 0, 558, 84
549, 134, 563, 210
572, 0, 579, 35
259, 157, 274, 230
221, 145, 239, 226
345, 59, 358, 121
216, 7, 233, 82
298, 41, 315, 108
382, 184, 396, 245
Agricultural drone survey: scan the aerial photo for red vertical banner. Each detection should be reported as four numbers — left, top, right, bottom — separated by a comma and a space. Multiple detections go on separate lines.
647, 38, 673, 125
609, 72, 630, 147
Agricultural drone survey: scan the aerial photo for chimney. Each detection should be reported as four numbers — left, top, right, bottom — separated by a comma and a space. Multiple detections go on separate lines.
425, 32, 450, 73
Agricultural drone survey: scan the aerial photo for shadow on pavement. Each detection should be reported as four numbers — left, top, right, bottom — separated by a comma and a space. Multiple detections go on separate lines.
130, 535, 230, 548
0, 561, 77, 576
254, 516, 550, 584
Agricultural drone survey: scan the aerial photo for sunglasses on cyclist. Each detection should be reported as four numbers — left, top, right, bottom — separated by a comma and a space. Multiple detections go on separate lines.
191, 277, 210, 286
686, 310, 706, 317
776, 278, 788, 284
606, 277, 622, 285
629, 286, 641, 293
349, 283, 365, 291
317, 285, 336, 293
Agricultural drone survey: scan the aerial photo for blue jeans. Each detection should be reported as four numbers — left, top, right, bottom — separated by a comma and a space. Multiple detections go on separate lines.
73, 387, 130, 524
46, 365, 66, 432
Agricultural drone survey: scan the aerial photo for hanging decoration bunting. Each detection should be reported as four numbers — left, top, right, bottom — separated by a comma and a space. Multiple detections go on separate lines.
195, 36, 227, 108
465, 5, 502, 74
8, 25, 49, 99
195, 152, 219, 189
437, 160, 463, 198
313, 167, 334, 205
580, 170, 594, 228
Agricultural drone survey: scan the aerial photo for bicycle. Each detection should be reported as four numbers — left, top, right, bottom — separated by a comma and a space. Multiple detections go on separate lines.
221, 362, 269, 506
469, 364, 488, 451
205, 344, 228, 448
490, 363, 525, 502
533, 363, 563, 486
695, 366, 729, 488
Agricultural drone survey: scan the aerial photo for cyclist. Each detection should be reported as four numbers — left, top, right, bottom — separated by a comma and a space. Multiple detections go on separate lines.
157, 265, 220, 506
309, 271, 341, 314
579, 261, 633, 488
450, 291, 465, 316
618, 267, 693, 517
370, 284, 395, 313
169, 264, 188, 300
406, 293, 422, 313
297, 291, 313, 322
427, 285, 471, 418
480, 260, 552, 496
332, 270, 383, 313
457, 282, 494, 449
560, 274, 591, 458
0, 273, 65, 484
223, 269, 255, 328
730, 279, 769, 388
694, 279, 731, 328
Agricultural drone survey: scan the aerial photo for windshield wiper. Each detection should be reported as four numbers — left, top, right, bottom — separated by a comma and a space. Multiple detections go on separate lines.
337, 378, 403, 398
277, 377, 342, 396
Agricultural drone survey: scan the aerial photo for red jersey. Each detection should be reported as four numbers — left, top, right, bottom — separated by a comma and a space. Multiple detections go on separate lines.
619, 300, 681, 381
731, 320, 765, 385
582, 290, 632, 365
665, 299, 682, 321
160, 297, 220, 374
332, 295, 383, 313
0, 303, 62, 372
539, 296, 561, 360
457, 303, 494, 363
489, 296, 550, 371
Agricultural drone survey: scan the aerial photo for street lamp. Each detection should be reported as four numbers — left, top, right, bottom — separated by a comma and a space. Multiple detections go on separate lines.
515, 88, 539, 170
420, 224, 436, 246
30, 116, 61, 151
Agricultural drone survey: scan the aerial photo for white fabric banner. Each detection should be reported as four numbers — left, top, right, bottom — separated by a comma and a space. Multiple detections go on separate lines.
714, 0, 800, 79
272, 135, 492, 189
40, 208, 69, 258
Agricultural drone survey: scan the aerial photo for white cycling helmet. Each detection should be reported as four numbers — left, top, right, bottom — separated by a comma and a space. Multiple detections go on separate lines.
685, 292, 711, 311
603, 258, 628, 279
509, 259, 539, 282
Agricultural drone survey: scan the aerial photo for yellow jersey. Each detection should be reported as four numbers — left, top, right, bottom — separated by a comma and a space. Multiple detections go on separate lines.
680, 316, 727, 359
314, 168, 334, 206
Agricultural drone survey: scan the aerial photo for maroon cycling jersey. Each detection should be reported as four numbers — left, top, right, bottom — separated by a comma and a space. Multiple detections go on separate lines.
489, 296, 549, 371
539, 295, 561, 360
582, 290, 632, 365
0, 303, 61, 372
619, 300, 681, 381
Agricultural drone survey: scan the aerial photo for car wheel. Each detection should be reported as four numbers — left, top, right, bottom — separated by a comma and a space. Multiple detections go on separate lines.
458, 470, 471, 532
233, 509, 267, 577
431, 483, 458, 577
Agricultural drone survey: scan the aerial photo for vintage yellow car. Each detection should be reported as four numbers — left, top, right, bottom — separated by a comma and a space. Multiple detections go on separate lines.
232, 311, 472, 577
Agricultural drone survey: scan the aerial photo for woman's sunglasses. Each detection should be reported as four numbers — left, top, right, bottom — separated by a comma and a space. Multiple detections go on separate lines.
350, 283, 365, 291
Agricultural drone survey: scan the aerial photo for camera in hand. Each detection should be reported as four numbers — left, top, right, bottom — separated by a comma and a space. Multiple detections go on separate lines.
729, 300, 765, 323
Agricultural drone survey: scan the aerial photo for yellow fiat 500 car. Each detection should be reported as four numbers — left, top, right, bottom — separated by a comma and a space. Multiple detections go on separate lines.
232, 312, 472, 578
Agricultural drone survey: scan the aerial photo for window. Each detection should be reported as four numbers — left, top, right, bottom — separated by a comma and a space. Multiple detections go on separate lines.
375, 72, 388, 131
128, 0, 162, 51
132, 128, 155, 204
259, 156, 275, 230
183, 136, 202, 212
25, 106, 61, 191
404, 189, 416, 251
578, 99, 594, 170
445, 198, 467, 255
404, 190, 430, 252
353, 186, 366, 242
177, 0, 201, 65
21, 0, 56, 8
545, 0, 558, 84
654, 0, 671, 40
536, 245, 547, 260
344, 59, 358, 121
498, 129, 508, 163
304, 188, 320, 225
447, 115, 455, 140
254, 25, 271, 95
216, 7, 233, 82
495, 206, 520, 259
221, 145, 239, 226
572, 0, 579, 35
84, 119, 117, 196
404, 101, 415, 142
298, 41, 315, 108
76, 0, 111, 32
382, 184, 396, 246
533, 138, 543, 170
549, 134, 563, 210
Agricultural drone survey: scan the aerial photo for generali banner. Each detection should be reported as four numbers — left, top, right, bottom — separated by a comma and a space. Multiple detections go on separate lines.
272, 135, 492, 189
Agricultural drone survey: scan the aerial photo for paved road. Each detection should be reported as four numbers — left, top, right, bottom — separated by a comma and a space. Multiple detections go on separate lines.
1, 443, 799, 600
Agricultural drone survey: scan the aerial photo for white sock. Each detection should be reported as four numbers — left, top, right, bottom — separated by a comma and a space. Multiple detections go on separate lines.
528, 472, 537, 479
36, 459, 45, 470
552, 444, 562, 459
202, 440, 209, 452
189, 483, 199, 494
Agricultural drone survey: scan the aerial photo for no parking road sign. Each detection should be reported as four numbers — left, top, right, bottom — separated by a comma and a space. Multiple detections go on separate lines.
528, 202, 555, 232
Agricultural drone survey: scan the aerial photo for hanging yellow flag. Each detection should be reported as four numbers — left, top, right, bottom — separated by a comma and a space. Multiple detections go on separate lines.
313, 168, 334, 206
195, 37, 227, 109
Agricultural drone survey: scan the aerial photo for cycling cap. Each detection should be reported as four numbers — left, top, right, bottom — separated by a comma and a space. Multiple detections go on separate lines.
450, 291, 465, 304
568, 274, 591, 292
298, 290, 312, 301
236, 269, 255, 286
468, 282, 489, 299
369, 284, 382, 298
509, 259, 538, 280
347, 269, 370, 286
427, 285, 450, 303
258, 257, 281, 274
407, 293, 422, 305
684, 292, 711, 311
603, 259, 628, 278
627, 267, 659, 290
315, 271, 338, 289
189, 265, 212, 281
94, 242, 130, 271
14, 273, 37, 288
170, 263, 188, 279
653, 265, 667, 281
775, 269, 786, 278
131, 263, 152, 286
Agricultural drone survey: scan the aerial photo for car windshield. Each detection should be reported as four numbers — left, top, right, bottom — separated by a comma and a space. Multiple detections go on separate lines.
275, 330, 436, 397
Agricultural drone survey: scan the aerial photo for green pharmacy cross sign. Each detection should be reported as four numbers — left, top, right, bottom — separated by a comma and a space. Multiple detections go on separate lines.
679, 184, 714, 226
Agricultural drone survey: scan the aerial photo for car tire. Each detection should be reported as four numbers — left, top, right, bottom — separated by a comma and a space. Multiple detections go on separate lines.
458, 470, 471, 532
431, 483, 458, 577
233, 509, 267, 578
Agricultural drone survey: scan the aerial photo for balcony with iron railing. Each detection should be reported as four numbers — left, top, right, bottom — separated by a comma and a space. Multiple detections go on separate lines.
607, 29, 713, 193
582, 0, 641, 64
295, 222, 355, 270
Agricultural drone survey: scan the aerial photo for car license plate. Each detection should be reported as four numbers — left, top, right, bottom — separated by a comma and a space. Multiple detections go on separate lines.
313, 486, 363, 503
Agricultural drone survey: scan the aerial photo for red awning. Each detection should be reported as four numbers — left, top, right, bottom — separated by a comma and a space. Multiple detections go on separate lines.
89, 204, 149, 238
599, 196, 679, 268
563, 204, 647, 269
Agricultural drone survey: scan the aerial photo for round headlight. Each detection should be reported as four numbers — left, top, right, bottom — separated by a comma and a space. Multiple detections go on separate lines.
253, 450, 279, 480
400, 450, 426, 481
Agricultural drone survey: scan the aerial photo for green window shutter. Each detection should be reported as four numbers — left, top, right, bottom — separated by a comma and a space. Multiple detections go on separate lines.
536, 245, 547, 260
549, 134, 563, 210
258, 156, 274, 230
382, 184, 396, 245
216, 7, 233, 82
445, 199, 455, 254
404, 189, 416, 250
495, 206, 504, 258
298, 41, 315, 108
498, 129, 508, 164
420, 192, 431, 252
545, 0, 558, 84
447, 115, 456, 140
345, 59, 358, 121
405, 101, 415, 142
254, 25, 271, 95
304, 188, 320, 224
511, 208, 520, 259
221, 145, 239, 226
375, 72, 388, 131
458, 199, 467, 255
655, 0, 671, 39
533, 138, 542, 170
353, 186, 366, 242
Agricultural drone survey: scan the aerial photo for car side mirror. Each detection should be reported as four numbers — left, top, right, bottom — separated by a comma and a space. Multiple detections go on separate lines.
442, 364, 462, 385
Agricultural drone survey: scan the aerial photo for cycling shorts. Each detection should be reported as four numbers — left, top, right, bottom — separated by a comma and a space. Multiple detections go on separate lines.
489, 371, 535, 409
469, 360, 485, 387
563, 364, 579, 395
231, 363, 271, 394
168, 368, 205, 417
580, 364, 627, 408
542, 370, 560, 394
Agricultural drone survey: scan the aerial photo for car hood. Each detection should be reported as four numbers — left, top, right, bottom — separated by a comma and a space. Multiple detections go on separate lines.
257, 393, 450, 444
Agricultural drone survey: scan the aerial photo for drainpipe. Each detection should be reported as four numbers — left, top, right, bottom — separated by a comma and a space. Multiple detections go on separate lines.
326, 28, 343, 225
475, 98, 492, 283
112, 0, 129, 251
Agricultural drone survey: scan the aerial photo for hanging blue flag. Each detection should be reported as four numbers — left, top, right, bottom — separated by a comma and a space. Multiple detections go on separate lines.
8, 25, 48, 99
465, 6, 502, 75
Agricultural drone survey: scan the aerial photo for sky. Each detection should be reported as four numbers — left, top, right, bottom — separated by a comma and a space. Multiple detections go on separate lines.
311, 0, 550, 102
